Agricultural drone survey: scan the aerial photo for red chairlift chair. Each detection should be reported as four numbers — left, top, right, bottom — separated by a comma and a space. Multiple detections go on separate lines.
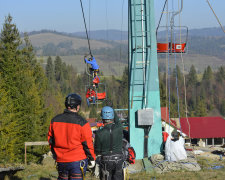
157, 26, 188, 54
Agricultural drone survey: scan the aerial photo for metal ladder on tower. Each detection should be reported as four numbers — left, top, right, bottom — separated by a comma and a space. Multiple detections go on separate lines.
130, 0, 151, 109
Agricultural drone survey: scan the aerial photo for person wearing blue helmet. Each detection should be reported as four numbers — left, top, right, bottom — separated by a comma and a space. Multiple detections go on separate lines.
94, 106, 123, 180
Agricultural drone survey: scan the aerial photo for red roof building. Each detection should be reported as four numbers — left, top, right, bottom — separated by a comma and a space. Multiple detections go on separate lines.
161, 107, 225, 139
180, 117, 225, 139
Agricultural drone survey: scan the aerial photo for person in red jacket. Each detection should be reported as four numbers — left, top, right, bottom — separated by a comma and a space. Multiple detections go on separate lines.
48, 93, 96, 180
86, 87, 96, 107
93, 72, 100, 88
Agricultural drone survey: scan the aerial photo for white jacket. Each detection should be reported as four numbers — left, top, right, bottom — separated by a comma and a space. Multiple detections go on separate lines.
165, 135, 187, 161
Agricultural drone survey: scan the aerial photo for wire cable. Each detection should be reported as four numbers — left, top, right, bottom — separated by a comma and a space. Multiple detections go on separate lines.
174, 0, 182, 134
119, 0, 125, 63
105, 0, 109, 42
206, 0, 225, 34
88, 0, 91, 39
178, 0, 191, 137
156, 0, 168, 34
80, 0, 92, 56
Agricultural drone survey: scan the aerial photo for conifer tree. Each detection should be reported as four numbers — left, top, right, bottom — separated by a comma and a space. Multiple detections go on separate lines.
187, 65, 197, 86
220, 99, 225, 116
0, 15, 52, 163
54, 55, 63, 82
202, 66, 213, 81
46, 56, 54, 83
195, 96, 207, 117
216, 66, 225, 83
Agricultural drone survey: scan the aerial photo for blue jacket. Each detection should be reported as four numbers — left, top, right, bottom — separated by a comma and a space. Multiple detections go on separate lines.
85, 57, 99, 70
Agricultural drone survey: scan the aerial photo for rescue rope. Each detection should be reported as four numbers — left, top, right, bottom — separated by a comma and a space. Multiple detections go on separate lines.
174, 0, 182, 133
119, 0, 125, 65
167, 1, 172, 135
80, 0, 92, 56
206, 0, 225, 34
105, 0, 109, 42
88, 0, 91, 39
165, 1, 169, 133
178, 0, 191, 137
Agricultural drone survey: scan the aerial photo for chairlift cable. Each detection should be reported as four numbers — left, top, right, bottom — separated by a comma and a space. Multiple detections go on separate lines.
80, 0, 92, 56
206, 0, 225, 34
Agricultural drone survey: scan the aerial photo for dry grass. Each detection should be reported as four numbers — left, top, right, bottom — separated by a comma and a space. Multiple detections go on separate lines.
29, 33, 112, 49
11, 156, 225, 180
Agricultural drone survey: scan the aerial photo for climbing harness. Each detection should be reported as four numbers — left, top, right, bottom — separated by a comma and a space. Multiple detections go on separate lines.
100, 162, 109, 180
122, 161, 129, 180
80, 160, 86, 180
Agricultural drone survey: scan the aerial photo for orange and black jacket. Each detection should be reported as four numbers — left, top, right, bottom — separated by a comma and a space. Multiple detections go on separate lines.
48, 109, 96, 162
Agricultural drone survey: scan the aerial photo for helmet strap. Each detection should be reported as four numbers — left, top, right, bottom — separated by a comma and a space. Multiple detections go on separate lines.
103, 119, 113, 124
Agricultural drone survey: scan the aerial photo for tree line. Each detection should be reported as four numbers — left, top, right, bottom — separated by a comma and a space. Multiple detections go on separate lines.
159, 65, 225, 117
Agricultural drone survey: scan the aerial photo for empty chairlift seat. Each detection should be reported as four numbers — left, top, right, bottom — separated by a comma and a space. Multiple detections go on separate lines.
157, 26, 188, 54
96, 92, 106, 100
157, 42, 186, 53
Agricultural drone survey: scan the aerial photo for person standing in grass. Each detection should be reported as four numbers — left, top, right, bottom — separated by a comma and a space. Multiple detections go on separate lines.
48, 93, 96, 180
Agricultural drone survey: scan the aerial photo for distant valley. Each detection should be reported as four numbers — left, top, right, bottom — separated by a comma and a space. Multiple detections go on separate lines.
26, 27, 225, 76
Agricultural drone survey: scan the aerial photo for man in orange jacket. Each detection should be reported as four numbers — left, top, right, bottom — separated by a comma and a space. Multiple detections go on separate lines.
48, 93, 96, 180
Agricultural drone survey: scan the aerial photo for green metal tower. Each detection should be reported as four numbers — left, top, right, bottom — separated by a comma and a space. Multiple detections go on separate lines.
128, 0, 162, 159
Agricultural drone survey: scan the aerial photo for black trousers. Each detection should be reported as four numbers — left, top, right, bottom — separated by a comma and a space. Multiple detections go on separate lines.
100, 159, 123, 180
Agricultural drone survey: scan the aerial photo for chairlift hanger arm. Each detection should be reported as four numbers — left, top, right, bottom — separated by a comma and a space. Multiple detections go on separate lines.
170, 0, 183, 27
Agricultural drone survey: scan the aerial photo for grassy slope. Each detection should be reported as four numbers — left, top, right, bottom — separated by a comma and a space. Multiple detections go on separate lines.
39, 53, 224, 77
29, 33, 112, 49
158, 54, 225, 73
31, 32, 225, 76
11, 157, 225, 180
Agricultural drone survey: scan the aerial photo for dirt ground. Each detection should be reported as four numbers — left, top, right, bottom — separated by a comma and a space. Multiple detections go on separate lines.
1, 146, 225, 180
186, 145, 225, 160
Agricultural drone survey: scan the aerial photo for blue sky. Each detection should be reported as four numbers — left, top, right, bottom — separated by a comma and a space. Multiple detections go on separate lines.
0, 0, 224, 33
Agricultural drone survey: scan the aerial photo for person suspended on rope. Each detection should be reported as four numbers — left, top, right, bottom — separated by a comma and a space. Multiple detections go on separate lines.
93, 71, 100, 88
165, 129, 187, 162
94, 106, 124, 180
84, 55, 99, 76
86, 87, 96, 107
48, 93, 96, 180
